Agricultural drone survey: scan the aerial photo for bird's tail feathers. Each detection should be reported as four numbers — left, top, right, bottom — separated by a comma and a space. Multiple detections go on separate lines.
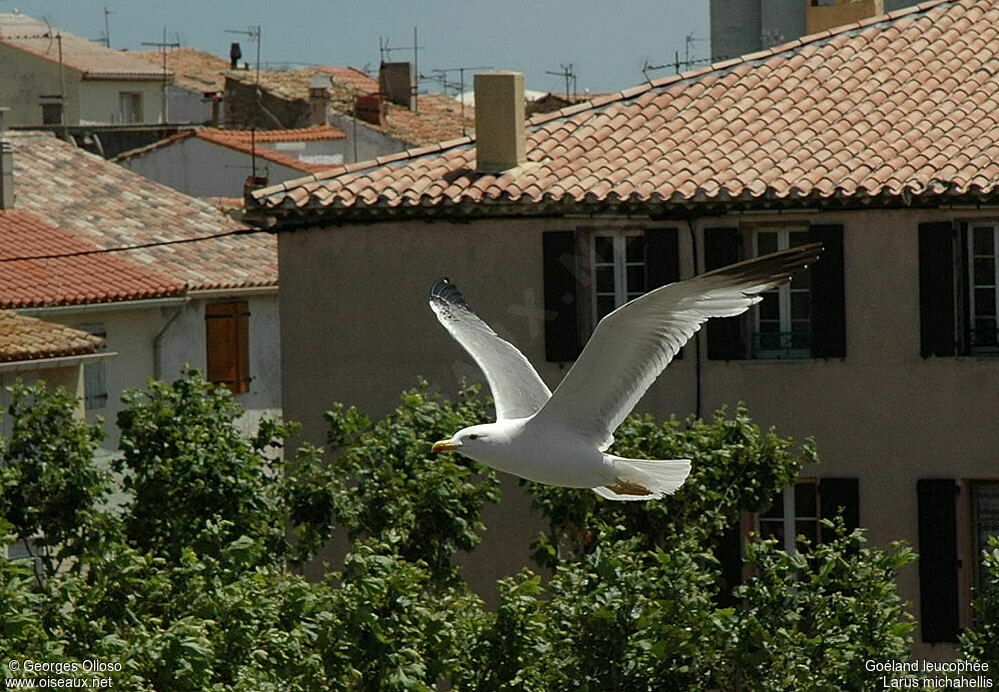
593, 456, 691, 502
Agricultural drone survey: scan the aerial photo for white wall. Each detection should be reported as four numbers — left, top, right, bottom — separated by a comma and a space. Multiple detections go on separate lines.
77, 79, 166, 125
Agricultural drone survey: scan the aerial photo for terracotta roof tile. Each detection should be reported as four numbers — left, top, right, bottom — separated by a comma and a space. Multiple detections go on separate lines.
0, 210, 186, 308
254, 0, 999, 219
0, 13, 165, 79
130, 47, 228, 92
0, 310, 103, 363
10, 132, 276, 290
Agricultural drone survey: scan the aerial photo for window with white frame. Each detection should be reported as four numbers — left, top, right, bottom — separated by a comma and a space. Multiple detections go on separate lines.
969, 224, 999, 353
753, 229, 812, 358
78, 324, 108, 410
118, 92, 143, 123
591, 232, 646, 323
972, 482, 999, 594
757, 480, 819, 554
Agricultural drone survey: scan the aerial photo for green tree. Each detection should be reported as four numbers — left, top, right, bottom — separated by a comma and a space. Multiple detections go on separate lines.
961, 536, 999, 684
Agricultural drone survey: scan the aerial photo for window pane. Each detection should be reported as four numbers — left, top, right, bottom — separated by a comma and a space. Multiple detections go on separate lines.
597, 296, 616, 320
791, 267, 811, 289
625, 235, 645, 263
975, 288, 997, 317
761, 494, 784, 519
974, 319, 998, 346
974, 258, 996, 287
795, 482, 817, 517
594, 236, 614, 264
759, 521, 784, 542
974, 483, 999, 592
789, 231, 810, 247
791, 292, 810, 320
626, 265, 645, 293
596, 266, 615, 293
973, 227, 995, 255
759, 293, 779, 320
757, 232, 778, 255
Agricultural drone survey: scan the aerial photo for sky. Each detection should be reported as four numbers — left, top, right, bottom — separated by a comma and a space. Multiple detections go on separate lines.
4, 1, 710, 94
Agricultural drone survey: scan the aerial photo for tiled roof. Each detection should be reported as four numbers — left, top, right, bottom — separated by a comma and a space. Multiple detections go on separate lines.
130, 47, 228, 93
227, 67, 474, 146
114, 125, 345, 174
0, 210, 186, 309
0, 13, 166, 79
251, 0, 999, 220
10, 131, 276, 290
0, 310, 104, 363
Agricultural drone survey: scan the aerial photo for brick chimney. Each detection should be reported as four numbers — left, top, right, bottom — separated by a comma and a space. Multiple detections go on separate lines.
474, 72, 526, 173
0, 108, 13, 209
379, 62, 413, 109
308, 74, 331, 126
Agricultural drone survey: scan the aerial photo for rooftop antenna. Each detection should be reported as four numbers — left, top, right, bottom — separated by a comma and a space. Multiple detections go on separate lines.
141, 27, 180, 123
545, 63, 576, 101
642, 32, 711, 81
102, 6, 112, 48
225, 24, 262, 173
378, 27, 423, 113
430, 65, 491, 134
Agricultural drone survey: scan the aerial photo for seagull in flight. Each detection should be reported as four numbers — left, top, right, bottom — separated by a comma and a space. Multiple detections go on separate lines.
430, 243, 821, 501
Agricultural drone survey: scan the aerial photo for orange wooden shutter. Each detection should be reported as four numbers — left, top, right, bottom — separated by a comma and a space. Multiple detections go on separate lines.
205, 301, 251, 393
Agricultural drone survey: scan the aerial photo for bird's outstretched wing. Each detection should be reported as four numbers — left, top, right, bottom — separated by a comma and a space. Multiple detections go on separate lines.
532, 243, 823, 448
430, 278, 552, 420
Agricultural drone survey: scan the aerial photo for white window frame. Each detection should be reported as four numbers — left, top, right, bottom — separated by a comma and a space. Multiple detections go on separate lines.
590, 230, 645, 325
756, 479, 819, 555
968, 223, 999, 353
971, 481, 999, 594
752, 229, 811, 359
118, 92, 143, 124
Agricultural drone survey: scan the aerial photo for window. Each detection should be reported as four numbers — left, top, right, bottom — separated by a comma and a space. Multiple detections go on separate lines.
758, 480, 819, 553
705, 225, 845, 361
205, 301, 251, 394
542, 228, 679, 362
968, 224, 999, 353
591, 232, 646, 322
78, 323, 108, 410
118, 92, 143, 123
39, 95, 63, 125
971, 482, 999, 594
752, 230, 812, 359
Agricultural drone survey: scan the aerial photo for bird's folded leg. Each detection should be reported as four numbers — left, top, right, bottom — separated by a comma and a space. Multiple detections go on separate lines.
605, 478, 654, 497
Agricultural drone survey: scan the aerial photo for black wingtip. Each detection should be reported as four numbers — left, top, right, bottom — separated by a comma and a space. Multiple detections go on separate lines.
429, 277, 468, 308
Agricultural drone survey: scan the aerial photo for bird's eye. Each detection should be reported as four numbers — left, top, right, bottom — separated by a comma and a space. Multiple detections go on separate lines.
468, 434, 480, 440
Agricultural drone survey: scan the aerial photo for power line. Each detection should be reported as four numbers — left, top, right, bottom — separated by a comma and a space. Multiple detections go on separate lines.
0, 227, 270, 264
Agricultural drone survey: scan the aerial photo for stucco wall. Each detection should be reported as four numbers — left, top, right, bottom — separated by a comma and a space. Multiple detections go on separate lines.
119, 136, 307, 198
0, 44, 82, 126
77, 78, 166, 125
278, 208, 999, 632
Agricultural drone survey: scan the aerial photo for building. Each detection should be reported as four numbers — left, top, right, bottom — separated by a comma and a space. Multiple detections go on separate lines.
247, 0, 999, 656
129, 47, 230, 125
1, 125, 279, 448
0, 12, 168, 127
114, 125, 346, 198
709, 0, 921, 60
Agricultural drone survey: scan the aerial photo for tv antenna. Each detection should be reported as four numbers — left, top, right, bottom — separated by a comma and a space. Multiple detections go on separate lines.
378, 27, 423, 112
545, 63, 576, 102
429, 65, 491, 134
642, 32, 711, 80
141, 27, 179, 122
98, 6, 112, 48
225, 25, 262, 86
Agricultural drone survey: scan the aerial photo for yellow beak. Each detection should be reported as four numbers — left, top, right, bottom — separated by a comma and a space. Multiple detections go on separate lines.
431, 439, 460, 454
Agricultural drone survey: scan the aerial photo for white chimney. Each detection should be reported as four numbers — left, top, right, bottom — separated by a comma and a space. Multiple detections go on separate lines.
474, 71, 526, 173
0, 108, 13, 209
308, 74, 331, 126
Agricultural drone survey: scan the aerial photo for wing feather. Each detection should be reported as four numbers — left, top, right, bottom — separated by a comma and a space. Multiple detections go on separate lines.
429, 278, 551, 420
532, 243, 823, 448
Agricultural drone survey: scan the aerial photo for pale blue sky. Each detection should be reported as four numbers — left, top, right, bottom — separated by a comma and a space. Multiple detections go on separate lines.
6, 1, 710, 93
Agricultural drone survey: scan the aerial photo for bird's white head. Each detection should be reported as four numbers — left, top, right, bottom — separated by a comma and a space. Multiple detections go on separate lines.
430, 423, 501, 458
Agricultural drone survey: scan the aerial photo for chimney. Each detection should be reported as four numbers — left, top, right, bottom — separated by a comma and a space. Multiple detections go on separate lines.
354, 93, 385, 126
0, 108, 13, 209
474, 72, 526, 173
806, 0, 884, 34
379, 62, 413, 108
229, 42, 242, 70
308, 74, 331, 126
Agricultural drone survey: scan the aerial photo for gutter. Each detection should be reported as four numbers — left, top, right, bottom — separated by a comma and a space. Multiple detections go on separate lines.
0, 350, 117, 374
188, 285, 278, 300
15, 296, 189, 318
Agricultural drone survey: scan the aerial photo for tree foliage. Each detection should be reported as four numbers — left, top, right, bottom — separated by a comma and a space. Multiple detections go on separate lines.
0, 373, 931, 689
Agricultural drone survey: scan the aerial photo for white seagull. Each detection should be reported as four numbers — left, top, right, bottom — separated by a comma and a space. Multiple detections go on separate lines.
430, 243, 821, 501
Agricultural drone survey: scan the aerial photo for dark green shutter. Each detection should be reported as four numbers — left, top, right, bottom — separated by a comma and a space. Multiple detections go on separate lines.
819, 477, 859, 540
645, 228, 682, 358
918, 222, 956, 357
808, 225, 846, 358
705, 227, 746, 360
917, 478, 960, 643
543, 231, 581, 362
